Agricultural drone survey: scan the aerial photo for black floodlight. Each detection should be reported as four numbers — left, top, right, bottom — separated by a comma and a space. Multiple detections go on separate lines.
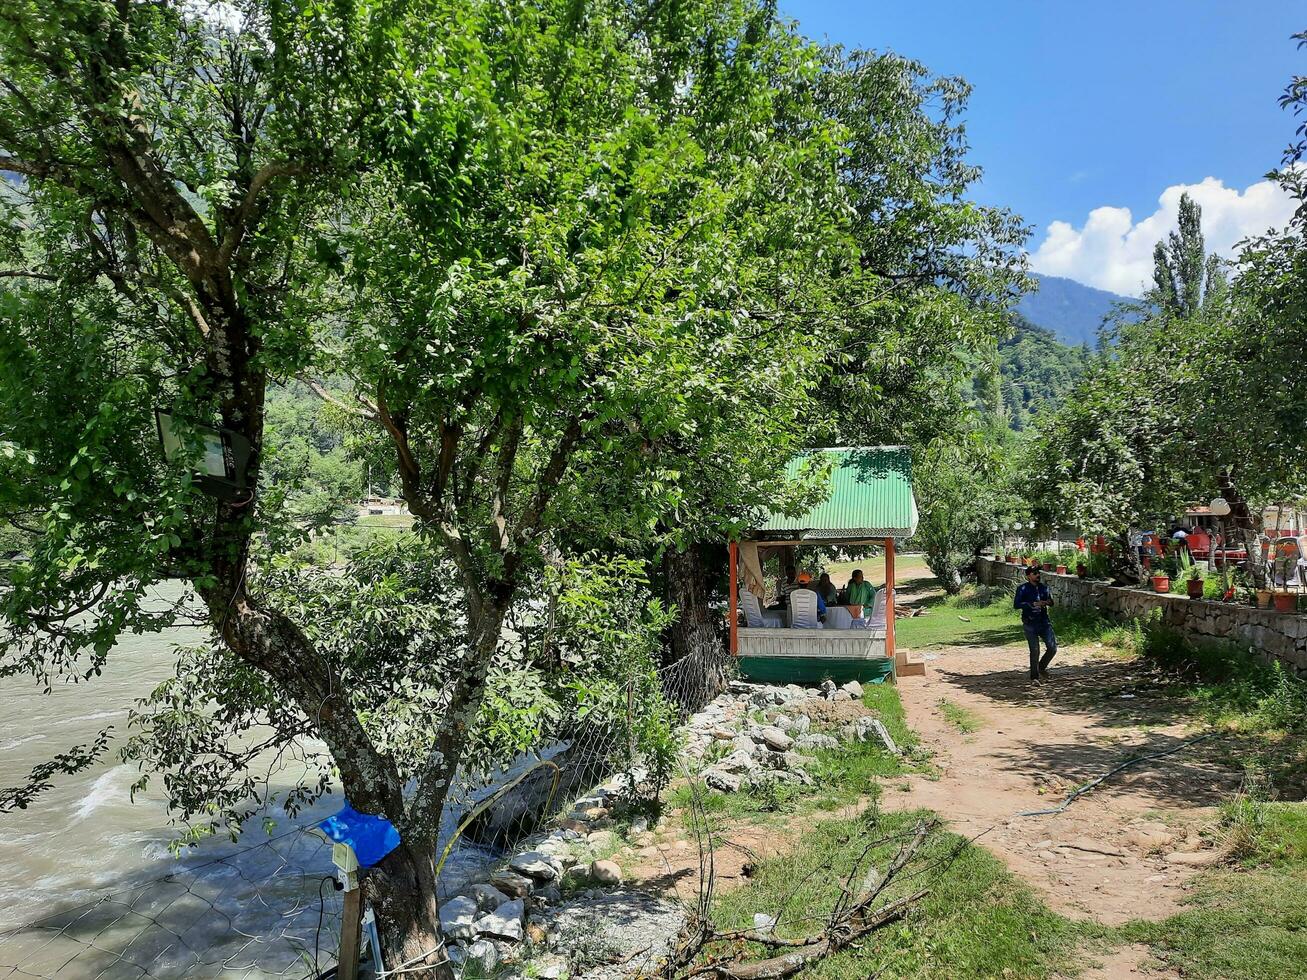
155, 410, 253, 502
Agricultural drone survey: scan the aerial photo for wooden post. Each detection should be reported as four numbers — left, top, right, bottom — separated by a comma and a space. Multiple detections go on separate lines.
337, 884, 363, 980
728, 541, 739, 656
884, 537, 896, 661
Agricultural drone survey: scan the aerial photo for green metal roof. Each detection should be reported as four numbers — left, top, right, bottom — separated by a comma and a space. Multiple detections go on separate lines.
752, 446, 918, 540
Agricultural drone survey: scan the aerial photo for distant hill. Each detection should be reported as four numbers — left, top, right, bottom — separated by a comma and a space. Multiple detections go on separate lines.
997, 316, 1090, 430
1016, 273, 1132, 347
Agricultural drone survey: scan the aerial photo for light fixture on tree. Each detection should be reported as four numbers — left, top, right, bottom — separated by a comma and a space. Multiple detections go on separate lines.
155, 410, 253, 503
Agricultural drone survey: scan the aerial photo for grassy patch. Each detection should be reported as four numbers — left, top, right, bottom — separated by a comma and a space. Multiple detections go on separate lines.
708, 808, 1080, 979
937, 699, 982, 734
1115, 866, 1307, 979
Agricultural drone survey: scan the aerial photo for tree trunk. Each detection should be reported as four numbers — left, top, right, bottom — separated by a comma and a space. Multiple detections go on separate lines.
364, 842, 451, 978
661, 543, 730, 714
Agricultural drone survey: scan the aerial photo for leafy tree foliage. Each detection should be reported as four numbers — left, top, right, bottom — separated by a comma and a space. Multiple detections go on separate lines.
0, 0, 854, 965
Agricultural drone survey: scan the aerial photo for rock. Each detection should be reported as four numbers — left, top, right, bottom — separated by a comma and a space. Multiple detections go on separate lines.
587, 829, 618, 850
491, 870, 535, 898
820, 679, 837, 697
792, 714, 811, 734
510, 851, 562, 882
590, 859, 623, 885
719, 749, 759, 774
1164, 850, 1221, 867
449, 939, 500, 973
439, 895, 478, 940
774, 713, 793, 730
534, 883, 562, 905
466, 883, 510, 913
559, 818, 589, 833
830, 690, 853, 702
752, 913, 777, 934
475, 898, 525, 941
580, 806, 610, 821
841, 680, 864, 698
630, 816, 649, 834
705, 768, 742, 793
779, 751, 815, 771
796, 733, 839, 751
710, 727, 735, 740
732, 735, 759, 756
759, 727, 794, 752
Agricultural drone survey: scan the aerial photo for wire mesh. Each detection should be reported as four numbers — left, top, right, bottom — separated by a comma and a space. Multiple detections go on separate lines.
0, 641, 734, 980
0, 829, 341, 980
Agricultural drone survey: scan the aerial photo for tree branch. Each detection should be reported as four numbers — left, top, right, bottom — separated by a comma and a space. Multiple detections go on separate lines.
218, 160, 304, 266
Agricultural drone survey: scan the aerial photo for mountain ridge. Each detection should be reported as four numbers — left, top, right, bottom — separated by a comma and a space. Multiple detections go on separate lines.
1015, 273, 1132, 347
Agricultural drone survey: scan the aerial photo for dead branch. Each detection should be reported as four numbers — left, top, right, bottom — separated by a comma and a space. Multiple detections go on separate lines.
659, 810, 938, 980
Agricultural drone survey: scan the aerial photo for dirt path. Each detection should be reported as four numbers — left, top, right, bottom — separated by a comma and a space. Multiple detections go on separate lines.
884, 640, 1242, 927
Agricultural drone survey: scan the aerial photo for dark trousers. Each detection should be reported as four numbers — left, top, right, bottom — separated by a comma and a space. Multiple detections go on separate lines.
1023, 620, 1057, 679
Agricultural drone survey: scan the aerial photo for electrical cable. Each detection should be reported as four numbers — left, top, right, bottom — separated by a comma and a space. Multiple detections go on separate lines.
1017, 731, 1219, 817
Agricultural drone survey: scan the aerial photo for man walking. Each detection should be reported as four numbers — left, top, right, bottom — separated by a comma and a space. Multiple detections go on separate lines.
1013, 566, 1057, 681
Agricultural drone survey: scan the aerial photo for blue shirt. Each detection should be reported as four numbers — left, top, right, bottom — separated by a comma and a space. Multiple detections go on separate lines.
1014, 581, 1052, 625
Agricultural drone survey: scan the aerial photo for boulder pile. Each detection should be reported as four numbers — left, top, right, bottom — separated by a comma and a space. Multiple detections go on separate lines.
438, 678, 881, 977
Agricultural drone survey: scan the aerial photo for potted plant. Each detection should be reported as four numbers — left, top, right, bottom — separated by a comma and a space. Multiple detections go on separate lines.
1076, 561, 1088, 578
1056, 563, 1067, 575
1043, 561, 1055, 571
1151, 571, 1170, 593
1272, 551, 1297, 613
1184, 566, 1204, 599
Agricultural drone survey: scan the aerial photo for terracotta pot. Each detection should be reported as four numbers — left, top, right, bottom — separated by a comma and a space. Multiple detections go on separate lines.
1273, 593, 1297, 614
1043, 562, 1055, 571
1076, 564, 1088, 578
1056, 565, 1067, 575
1256, 590, 1274, 609
1186, 578, 1204, 599
1151, 575, 1170, 594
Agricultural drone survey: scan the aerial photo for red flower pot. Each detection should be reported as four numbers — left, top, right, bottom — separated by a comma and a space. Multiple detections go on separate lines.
1151, 575, 1170, 593
1076, 564, 1088, 578
1056, 565, 1067, 575
1186, 579, 1204, 599
1043, 562, 1055, 571
1273, 593, 1297, 614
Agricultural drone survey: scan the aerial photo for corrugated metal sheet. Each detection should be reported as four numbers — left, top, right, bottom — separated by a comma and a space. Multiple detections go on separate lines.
753, 446, 918, 539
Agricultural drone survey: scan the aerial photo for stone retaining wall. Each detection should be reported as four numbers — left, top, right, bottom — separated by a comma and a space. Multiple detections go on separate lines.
976, 557, 1307, 674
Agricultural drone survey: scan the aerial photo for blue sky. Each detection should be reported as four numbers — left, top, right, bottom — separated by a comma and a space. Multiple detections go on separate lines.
781, 1, 1304, 295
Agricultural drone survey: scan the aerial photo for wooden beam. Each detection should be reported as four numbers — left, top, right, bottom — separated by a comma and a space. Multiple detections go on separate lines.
728, 541, 739, 656
885, 537, 896, 661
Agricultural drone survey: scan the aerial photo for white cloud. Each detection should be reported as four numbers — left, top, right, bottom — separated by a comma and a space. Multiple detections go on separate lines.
1028, 176, 1297, 297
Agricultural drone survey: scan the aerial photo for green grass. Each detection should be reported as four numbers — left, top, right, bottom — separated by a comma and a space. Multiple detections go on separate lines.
937, 699, 982, 734
708, 808, 1081, 979
1101, 795, 1307, 978
1113, 864, 1307, 978
893, 583, 1021, 649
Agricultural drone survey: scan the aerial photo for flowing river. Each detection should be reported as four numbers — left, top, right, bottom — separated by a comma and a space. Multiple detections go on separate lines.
0, 584, 496, 979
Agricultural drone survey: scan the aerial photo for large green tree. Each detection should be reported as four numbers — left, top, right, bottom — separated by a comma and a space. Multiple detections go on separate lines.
0, 0, 853, 967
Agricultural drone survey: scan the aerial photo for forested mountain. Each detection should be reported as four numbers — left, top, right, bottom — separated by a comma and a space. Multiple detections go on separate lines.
993, 315, 1091, 430
1016, 273, 1131, 346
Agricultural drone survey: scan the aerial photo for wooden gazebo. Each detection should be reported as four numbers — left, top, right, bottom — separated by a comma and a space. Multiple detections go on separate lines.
728, 447, 919, 684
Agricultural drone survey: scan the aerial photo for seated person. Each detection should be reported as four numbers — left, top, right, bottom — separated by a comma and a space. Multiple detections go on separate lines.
774, 564, 799, 605
793, 571, 826, 616
815, 572, 839, 604
845, 568, 876, 611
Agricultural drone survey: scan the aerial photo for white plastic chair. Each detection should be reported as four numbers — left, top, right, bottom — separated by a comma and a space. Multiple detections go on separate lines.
788, 589, 824, 630
825, 606, 853, 630
867, 588, 887, 628
741, 590, 782, 628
